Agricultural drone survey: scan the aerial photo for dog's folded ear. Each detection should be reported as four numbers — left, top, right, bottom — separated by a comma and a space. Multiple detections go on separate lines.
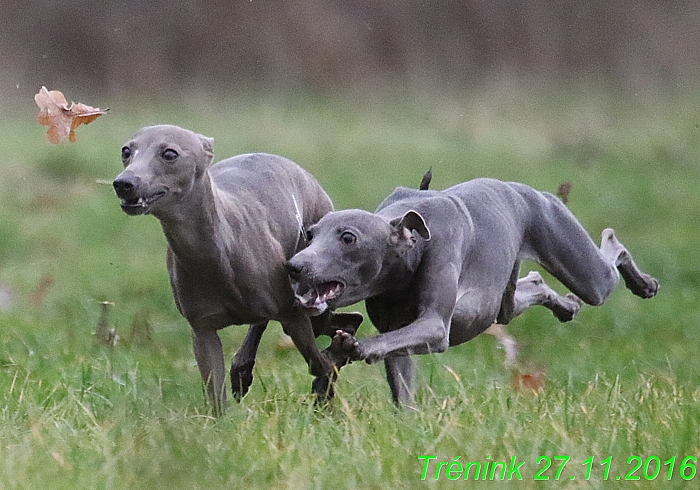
198, 134, 215, 162
195, 134, 215, 177
390, 210, 431, 247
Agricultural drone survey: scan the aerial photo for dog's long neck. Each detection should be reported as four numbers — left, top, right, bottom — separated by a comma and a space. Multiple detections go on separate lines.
155, 173, 230, 266
375, 243, 424, 295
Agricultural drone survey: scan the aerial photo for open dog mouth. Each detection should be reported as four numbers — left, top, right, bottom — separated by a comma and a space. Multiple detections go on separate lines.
120, 191, 167, 215
292, 280, 345, 315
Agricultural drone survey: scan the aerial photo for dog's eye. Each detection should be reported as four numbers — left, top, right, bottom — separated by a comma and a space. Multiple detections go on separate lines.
339, 231, 356, 245
121, 146, 131, 161
161, 149, 179, 161
305, 230, 313, 242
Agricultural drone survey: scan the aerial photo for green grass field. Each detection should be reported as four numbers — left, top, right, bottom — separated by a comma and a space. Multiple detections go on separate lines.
1, 86, 699, 488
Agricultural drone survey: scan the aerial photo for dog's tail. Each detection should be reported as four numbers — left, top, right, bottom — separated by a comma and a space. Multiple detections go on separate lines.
419, 168, 432, 190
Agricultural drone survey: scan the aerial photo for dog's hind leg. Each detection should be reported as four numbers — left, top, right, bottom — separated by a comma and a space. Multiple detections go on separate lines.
486, 271, 583, 367
496, 261, 520, 325
230, 322, 267, 401
524, 191, 658, 305
600, 228, 659, 299
384, 356, 415, 406
513, 271, 583, 322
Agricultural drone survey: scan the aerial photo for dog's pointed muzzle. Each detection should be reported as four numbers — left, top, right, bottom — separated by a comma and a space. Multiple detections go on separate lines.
113, 171, 167, 216
285, 259, 345, 315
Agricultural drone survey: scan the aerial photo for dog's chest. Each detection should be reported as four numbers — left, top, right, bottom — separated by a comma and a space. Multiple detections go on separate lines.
366, 289, 420, 331
168, 259, 287, 327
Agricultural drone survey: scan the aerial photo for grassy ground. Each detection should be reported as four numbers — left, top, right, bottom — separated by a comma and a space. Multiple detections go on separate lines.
1, 86, 699, 488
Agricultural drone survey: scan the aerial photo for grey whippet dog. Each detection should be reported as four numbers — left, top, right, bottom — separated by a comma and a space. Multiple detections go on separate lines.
113, 125, 361, 415
286, 177, 659, 404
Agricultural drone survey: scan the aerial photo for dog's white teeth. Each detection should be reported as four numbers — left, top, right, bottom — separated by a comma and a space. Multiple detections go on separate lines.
324, 284, 342, 300
299, 291, 317, 306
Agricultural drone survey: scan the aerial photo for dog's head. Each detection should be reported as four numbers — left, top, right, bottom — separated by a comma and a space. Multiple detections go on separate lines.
113, 125, 214, 216
286, 209, 430, 314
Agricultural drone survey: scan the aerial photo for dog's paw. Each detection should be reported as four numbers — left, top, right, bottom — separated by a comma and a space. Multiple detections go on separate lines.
230, 360, 255, 401
332, 329, 359, 351
326, 330, 362, 366
622, 270, 659, 299
550, 293, 583, 322
311, 375, 336, 401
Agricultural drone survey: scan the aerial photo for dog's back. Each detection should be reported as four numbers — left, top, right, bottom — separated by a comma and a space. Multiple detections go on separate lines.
211, 153, 332, 224
209, 153, 332, 259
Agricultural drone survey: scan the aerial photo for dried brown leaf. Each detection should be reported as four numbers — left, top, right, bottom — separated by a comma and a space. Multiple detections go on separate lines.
511, 368, 547, 392
34, 86, 107, 143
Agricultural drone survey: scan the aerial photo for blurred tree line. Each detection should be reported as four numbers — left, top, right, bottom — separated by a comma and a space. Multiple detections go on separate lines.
1, 0, 698, 98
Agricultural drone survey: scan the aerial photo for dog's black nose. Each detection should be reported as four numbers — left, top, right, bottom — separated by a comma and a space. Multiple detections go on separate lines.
113, 175, 136, 199
285, 260, 304, 280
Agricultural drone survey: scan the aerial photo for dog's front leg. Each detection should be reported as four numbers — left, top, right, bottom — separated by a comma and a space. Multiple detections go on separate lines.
333, 264, 457, 364
230, 322, 268, 401
192, 327, 227, 416
331, 311, 451, 365
280, 312, 337, 400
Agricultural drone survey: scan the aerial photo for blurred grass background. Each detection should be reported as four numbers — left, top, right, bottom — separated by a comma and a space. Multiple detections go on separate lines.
0, 85, 698, 488
5, 3, 700, 487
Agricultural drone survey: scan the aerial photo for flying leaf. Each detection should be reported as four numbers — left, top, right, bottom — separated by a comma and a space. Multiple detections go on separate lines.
34, 86, 107, 143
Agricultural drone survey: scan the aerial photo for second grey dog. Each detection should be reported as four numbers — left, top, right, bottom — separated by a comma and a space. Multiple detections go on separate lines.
286, 178, 659, 404
113, 125, 361, 414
